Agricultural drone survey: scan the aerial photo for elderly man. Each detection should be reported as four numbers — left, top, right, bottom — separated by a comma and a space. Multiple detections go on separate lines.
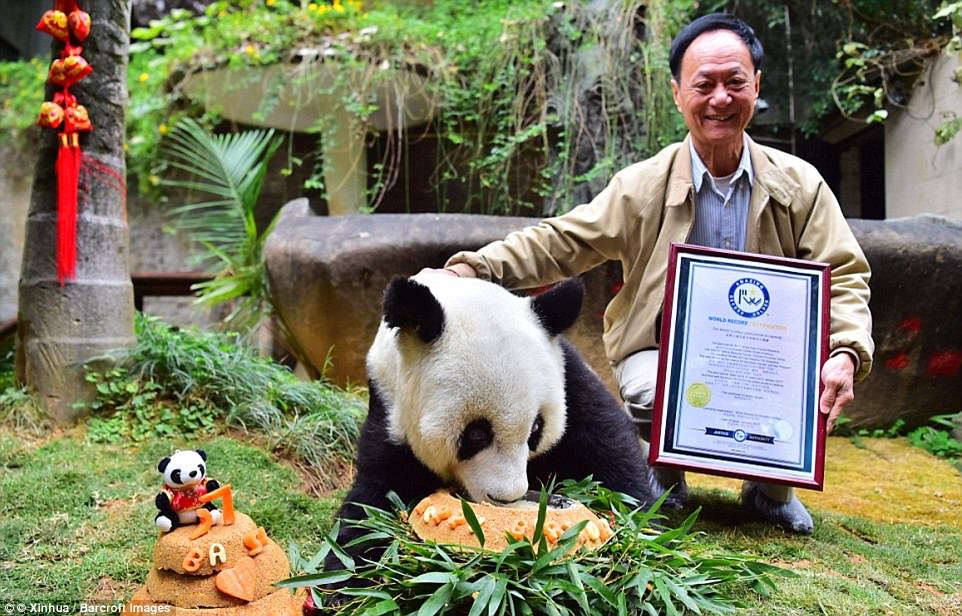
434, 13, 873, 534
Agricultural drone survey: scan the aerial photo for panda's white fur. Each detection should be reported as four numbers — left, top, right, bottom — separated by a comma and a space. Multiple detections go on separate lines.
159, 449, 208, 489
368, 273, 568, 503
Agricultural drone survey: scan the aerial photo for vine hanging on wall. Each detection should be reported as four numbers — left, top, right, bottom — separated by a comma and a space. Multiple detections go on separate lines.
35, 0, 93, 285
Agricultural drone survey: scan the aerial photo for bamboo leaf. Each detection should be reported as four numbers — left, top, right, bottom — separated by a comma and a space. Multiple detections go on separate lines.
461, 497, 486, 547
417, 582, 454, 616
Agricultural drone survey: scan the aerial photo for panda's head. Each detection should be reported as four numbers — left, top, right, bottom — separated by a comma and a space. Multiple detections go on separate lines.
158, 449, 208, 489
367, 273, 584, 504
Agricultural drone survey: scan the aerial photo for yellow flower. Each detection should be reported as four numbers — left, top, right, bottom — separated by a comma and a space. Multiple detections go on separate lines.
138, 72, 149, 83
266, 0, 275, 5
158, 123, 168, 135
245, 44, 257, 56
308, 2, 317, 10
149, 175, 160, 186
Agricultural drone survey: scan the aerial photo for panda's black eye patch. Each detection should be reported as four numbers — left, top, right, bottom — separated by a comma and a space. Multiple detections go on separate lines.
528, 414, 544, 451
458, 419, 494, 461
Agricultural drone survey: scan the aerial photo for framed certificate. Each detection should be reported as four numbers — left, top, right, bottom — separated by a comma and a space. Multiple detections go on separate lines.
649, 243, 831, 489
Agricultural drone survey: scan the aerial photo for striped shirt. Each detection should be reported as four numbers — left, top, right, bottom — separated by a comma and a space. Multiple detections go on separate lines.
687, 135, 754, 251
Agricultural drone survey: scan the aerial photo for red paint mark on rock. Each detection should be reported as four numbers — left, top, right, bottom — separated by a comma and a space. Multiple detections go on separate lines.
926, 351, 962, 378
610, 281, 624, 297
884, 353, 911, 371
896, 316, 922, 336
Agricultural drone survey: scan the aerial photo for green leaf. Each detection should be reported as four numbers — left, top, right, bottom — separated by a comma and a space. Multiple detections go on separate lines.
360, 599, 401, 616
275, 569, 354, 587
417, 582, 454, 616
582, 573, 619, 608
461, 498, 486, 547
488, 578, 508, 616
409, 571, 459, 585
468, 577, 498, 616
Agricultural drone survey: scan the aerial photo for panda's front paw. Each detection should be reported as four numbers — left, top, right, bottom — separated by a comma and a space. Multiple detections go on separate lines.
155, 515, 174, 533
210, 509, 223, 526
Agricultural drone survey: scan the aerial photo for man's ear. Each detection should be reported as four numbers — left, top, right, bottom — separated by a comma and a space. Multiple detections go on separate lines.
754, 70, 762, 98
671, 78, 682, 112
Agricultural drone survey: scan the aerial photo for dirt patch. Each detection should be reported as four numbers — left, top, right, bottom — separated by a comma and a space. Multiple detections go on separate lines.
931, 593, 962, 616
88, 577, 140, 603
688, 437, 962, 528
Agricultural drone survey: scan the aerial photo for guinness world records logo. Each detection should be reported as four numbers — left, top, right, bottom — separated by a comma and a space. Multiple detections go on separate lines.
728, 277, 770, 318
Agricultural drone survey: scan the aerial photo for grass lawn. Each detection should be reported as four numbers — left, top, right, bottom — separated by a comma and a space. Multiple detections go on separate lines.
0, 428, 959, 614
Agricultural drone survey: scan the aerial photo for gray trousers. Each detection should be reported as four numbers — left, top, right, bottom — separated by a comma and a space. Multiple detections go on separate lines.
613, 349, 792, 503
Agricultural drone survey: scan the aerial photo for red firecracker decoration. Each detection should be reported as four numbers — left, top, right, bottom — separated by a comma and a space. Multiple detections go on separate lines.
36, 0, 92, 285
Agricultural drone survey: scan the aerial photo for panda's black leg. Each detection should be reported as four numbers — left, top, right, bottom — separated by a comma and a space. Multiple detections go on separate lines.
155, 493, 180, 532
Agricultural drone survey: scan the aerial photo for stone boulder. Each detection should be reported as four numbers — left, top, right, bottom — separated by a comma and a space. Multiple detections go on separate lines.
845, 216, 962, 427
265, 203, 962, 428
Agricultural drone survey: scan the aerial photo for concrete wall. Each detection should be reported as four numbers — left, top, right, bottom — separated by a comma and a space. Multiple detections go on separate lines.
886, 54, 962, 220
0, 142, 37, 322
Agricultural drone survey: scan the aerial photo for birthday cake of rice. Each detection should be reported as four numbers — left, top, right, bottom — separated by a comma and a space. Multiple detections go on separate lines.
124, 449, 302, 615
409, 490, 613, 552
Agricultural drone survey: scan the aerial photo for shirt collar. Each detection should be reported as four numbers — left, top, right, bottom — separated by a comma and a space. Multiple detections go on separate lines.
689, 134, 754, 191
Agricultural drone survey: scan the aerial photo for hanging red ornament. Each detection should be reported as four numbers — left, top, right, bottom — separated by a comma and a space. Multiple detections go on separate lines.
68, 11, 91, 42
54, 0, 80, 13
36, 0, 93, 285
36, 10, 69, 42
38, 101, 66, 129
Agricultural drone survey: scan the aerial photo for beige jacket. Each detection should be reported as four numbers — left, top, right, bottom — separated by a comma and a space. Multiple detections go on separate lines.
447, 136, 874, 382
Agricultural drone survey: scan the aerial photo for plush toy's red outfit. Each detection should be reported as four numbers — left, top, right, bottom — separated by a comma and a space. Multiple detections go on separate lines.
163, 480, 209, 513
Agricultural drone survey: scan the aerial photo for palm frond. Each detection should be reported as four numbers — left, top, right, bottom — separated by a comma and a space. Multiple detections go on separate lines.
160, 118, 283, 328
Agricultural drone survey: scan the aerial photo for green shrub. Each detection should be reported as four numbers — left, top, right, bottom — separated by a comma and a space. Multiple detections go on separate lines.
81, 313, 365, 488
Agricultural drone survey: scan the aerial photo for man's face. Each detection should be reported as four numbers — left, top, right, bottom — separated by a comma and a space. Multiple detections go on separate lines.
671, 29, 760, 155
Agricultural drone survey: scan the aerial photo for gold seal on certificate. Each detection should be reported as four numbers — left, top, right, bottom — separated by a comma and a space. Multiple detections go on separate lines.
685, 383, 711, 408
649, 244, 831, 490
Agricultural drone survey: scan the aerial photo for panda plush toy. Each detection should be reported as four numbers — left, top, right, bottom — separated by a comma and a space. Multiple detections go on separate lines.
328, 273, 653, 567
155, 449, 222, 533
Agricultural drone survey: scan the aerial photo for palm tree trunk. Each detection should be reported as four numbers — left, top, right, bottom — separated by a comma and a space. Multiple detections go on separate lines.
16, 0, 135, 424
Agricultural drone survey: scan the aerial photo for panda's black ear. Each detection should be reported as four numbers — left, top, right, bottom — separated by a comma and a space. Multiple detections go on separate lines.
531, 278, 584, 336
383, 277, 445, 344
195, 449, 207, 461
158, 457, 171, 474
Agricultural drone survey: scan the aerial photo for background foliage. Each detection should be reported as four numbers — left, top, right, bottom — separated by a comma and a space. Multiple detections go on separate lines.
78, 313, 365, 490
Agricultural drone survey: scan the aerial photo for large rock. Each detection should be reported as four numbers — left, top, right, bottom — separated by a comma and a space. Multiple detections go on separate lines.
845, 216, 962, 427
265, 204, 962, 428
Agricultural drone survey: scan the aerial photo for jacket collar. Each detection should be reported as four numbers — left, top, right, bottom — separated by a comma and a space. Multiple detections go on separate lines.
666, 134, 800, 208
747, 137, 799, 207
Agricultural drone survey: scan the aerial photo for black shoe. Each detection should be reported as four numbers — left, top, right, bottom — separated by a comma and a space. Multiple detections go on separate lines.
741, 482, 814, 535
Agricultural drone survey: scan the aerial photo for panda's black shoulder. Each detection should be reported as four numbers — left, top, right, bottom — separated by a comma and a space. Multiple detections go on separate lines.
558, 339, 624, 416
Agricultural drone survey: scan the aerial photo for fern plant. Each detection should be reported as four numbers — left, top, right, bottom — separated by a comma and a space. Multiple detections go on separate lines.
162, 118, 283, 330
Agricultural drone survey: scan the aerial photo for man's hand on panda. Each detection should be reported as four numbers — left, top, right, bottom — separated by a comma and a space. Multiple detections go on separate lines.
819, 353, 856, 435
417, 263, 478, 278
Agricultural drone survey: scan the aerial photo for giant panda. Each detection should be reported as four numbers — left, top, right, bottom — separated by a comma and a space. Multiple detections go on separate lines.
327, 273, 653, 568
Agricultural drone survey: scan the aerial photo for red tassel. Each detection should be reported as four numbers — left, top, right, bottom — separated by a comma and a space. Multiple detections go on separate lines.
56, 134, 80, 285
